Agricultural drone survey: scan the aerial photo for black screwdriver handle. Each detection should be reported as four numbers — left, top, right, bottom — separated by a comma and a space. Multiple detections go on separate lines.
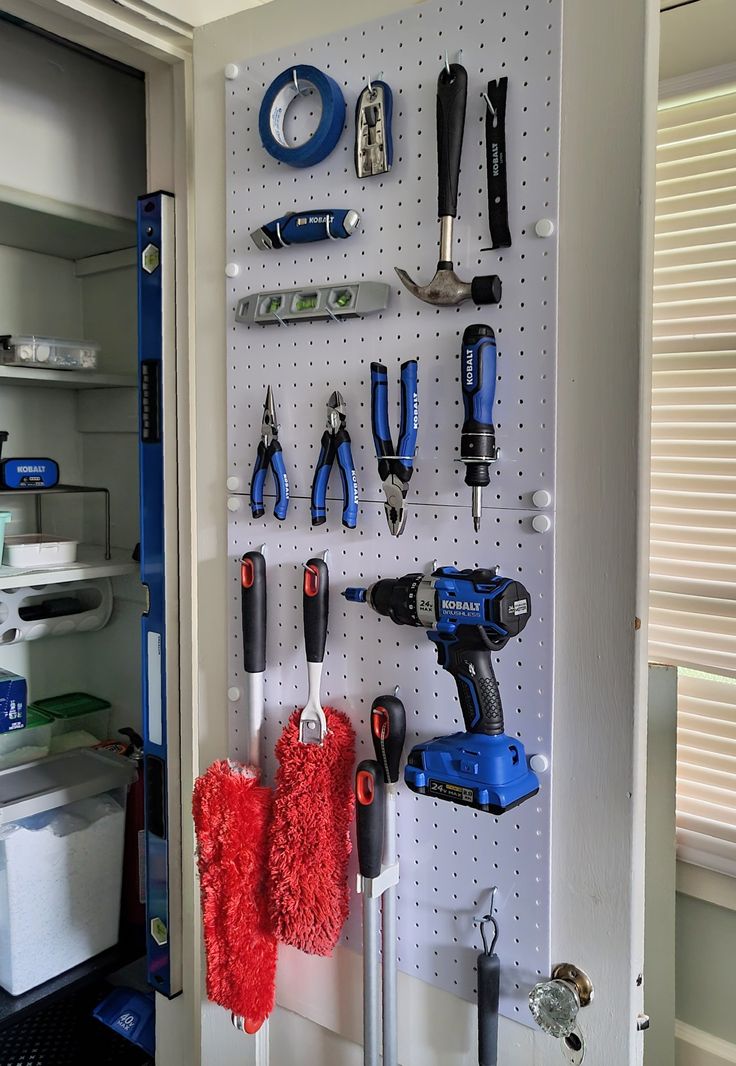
437, 63, 468, 219
478, 950, 500, 1066
241, 551, 266, 675
355, 760, 385, 879
371, 695, 406, 785
303, 557, 329, 666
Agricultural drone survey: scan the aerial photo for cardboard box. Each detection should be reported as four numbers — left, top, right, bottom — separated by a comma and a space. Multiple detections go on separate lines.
0, 670, 26, 733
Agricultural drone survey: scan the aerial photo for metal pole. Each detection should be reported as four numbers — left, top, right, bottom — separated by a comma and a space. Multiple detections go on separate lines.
382, 786, 398, 1066
363, 892, 380, 1066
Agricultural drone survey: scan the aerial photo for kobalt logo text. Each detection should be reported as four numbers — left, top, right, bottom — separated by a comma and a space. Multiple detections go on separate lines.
492, 143, 500, 177
412, 391, 419, 430
464, 348, 475, 386
445, 600, 481, 613
17, 465, 45, 473
351, 469, 358, 503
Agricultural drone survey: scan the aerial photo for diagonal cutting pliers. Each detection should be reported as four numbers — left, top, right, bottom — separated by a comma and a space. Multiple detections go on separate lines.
250, 385, 289, 521
370, 360, 418, 536
310, 392, 359, 528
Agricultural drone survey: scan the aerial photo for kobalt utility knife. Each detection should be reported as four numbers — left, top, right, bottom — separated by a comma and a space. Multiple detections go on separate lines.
250, 209, 360, 250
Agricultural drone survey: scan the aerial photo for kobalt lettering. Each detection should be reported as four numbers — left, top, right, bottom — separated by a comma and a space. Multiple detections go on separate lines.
464, 347, 475, 386
412, 391, 419, 430
17, 465, 45, 474
492, 143, 500, 177
444, 600, 481, 613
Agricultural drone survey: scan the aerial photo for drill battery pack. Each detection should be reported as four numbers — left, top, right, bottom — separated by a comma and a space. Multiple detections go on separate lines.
405, 730, 539, 815
0, 457, 59, 490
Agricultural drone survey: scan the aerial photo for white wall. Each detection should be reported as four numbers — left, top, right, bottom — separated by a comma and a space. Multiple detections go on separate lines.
660, 0, 736, 81
0, 18, 145, 219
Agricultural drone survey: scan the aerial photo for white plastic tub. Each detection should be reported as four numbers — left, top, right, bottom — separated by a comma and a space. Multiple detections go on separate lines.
0, 749, 135, 994
0, 336, 100, 371
3, 535, 78, 568
0, 707, 53, 770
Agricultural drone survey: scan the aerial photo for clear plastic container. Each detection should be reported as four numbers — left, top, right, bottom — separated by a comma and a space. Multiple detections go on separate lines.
3, 535, 78, 568
29, 693, 111, 749
0, 335, 100, 371
0, 513, 9, 561
0, 707, 53, 770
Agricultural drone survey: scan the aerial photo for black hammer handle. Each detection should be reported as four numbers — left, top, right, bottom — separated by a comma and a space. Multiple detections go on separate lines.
303, 556, 329, 666
241, 551, 266, 675
437, 63, 468, 219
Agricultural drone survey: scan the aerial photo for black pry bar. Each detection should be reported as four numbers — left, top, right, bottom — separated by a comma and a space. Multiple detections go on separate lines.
484, 78, 511, 250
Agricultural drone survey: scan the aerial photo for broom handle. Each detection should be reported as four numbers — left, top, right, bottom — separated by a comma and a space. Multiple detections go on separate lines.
241, 550, 267, 766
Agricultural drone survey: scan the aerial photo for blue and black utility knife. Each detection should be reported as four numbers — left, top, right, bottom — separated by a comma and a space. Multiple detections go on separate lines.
250, 208, 360, 250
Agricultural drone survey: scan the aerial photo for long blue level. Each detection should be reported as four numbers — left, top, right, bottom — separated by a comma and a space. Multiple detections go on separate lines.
138, 191, 182, 998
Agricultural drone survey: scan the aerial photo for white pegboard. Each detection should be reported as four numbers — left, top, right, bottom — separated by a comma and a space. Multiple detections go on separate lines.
225, 0, 560, 1027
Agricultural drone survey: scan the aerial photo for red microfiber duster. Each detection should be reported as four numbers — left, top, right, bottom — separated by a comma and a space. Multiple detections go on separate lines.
267, 706, 356, 954
193, 760, 277, 1032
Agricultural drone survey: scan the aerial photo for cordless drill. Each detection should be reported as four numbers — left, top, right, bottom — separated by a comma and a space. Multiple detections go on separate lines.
344, 567, 539, 814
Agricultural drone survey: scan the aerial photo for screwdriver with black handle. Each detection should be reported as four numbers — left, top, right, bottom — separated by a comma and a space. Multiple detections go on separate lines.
356, 760, 385, 1066
371, 695, 406, 1066
460, 324, 498, 532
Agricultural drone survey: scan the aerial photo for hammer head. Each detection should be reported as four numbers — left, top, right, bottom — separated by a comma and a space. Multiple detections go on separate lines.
395, 265, 501, 307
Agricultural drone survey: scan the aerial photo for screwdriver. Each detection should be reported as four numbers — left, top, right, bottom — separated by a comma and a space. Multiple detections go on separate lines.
460, 324, 498, 532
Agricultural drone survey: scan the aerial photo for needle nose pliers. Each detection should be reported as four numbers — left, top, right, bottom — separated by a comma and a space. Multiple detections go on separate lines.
250, 385, 290, 521
310, 391, 359, 528
370, 360, 418, 536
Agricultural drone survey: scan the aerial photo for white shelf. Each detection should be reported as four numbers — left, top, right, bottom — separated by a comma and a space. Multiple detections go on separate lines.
0, 545, 138, 590
0, 184, 136, 260
0, 366, 136, 390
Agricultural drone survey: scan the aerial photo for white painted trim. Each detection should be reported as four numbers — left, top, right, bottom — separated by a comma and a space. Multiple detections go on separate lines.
677, 861, 736, 913
676, 1021, 736, 1065
659, 62, 736, 103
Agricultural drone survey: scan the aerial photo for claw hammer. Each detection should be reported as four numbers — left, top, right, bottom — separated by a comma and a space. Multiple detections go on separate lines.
395, 63, 501, 308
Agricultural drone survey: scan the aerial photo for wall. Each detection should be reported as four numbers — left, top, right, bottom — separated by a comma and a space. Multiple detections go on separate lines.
657, 3, 736, 1059
0, 17, 145, 219
192, 0, 654, 1063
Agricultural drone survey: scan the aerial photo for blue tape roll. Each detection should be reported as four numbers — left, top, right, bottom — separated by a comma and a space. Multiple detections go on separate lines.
259, 64, 346, 168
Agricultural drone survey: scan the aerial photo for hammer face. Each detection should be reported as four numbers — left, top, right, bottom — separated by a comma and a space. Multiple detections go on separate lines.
394, 265, 472, 307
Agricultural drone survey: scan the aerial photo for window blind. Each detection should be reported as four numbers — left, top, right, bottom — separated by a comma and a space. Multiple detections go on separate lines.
651, 88, 736, 877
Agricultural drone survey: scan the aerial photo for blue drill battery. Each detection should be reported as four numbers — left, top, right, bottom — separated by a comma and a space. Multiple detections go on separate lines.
0, 457, 59, 489
0, 670, 27, 733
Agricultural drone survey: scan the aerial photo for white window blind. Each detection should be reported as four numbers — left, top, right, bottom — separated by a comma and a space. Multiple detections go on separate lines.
651, 88, 736, 877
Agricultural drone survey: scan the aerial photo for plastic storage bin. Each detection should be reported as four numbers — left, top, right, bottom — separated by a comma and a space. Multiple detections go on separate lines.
3, 535, 78, 568
0, 707, 53, 770
0, 335, 100, 371
0, 748, 136, 994
0, 512, 9, 560
30, 693, 112, 752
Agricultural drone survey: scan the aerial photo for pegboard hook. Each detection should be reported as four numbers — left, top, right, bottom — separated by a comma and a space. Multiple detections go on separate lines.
292, 68, 308, 96
482, 91, 497, 119
476, 886, 499, 957
444, 49, 451, 77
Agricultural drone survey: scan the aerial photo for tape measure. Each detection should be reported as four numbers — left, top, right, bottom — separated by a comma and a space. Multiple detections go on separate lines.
258, 64, 346, 168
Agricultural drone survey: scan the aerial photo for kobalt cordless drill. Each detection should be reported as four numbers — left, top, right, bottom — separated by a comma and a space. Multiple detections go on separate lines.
344, 567, 539, 814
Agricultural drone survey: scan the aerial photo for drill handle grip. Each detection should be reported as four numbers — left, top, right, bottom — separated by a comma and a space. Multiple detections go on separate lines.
446, 645, 505, 736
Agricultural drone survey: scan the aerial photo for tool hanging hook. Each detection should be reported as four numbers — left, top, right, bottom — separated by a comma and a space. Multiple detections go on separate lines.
292, 68, 308, 96
476, 886, 499, 957
444, 49, 451, 77
482, 91, 497, 119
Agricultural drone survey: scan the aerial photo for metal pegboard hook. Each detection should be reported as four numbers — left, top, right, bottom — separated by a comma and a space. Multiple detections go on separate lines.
475, 886, 499, 957
482, 90, 497, 118
292, 68, 308, 96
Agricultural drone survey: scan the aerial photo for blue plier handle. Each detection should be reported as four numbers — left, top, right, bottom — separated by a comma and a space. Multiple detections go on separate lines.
311, 392, 358, 528
250, 385, 289, 521
251, 440, 289, 520
371, 360, 418, 535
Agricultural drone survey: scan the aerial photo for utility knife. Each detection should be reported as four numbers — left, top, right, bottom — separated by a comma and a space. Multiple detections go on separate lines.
250, 209, 360, 250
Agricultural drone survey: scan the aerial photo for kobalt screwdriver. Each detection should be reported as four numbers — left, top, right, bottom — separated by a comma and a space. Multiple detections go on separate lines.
460, 324, 498, 532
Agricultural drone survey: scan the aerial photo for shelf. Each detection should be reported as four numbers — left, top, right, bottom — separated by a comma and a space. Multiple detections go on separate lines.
0, 184, 136, 260
0, 365, 136, 390
0, 545, 137, 590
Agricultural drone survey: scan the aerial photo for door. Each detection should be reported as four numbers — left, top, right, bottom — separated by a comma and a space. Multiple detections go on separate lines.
187, 0, 659, 1064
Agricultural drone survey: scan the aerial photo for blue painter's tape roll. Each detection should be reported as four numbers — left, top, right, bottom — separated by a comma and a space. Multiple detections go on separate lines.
259, 64, 346, 168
